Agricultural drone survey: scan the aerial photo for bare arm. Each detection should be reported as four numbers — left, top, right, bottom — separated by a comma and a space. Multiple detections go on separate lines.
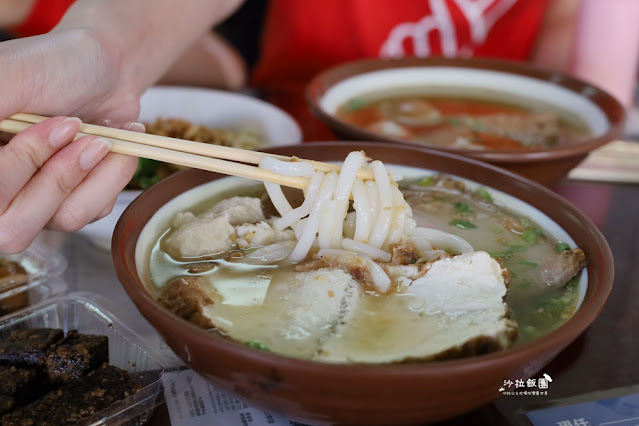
569, 0, 639, 108
0, 0, 35, 28
530, 0, 579, 72
56, 0, 243, 94
0, 0, 244, 252
533, 0, 639, 109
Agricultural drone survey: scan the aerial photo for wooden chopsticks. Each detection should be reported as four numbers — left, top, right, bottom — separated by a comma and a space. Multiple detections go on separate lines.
0, 113, 375, 189
568, 140, 639, 183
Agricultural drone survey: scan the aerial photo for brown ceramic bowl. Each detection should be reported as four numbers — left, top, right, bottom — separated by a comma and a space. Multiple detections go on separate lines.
306, 57, 625, 185
113, 143, 613, 425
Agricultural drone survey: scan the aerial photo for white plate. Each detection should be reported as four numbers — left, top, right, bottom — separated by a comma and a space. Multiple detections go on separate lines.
139, 86, 302, 146
79, 86, 302, 251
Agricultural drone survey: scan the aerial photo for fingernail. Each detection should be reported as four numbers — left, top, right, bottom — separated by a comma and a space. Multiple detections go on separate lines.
49, 117, 82, 148
80, 137, 113, 170
124, 122, 146, 133
100, 119, 113, 128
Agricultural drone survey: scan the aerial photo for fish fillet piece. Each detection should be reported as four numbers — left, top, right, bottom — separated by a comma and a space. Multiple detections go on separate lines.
316, 251, 517, 363
202, 196, 265, 225
164, 213, 236, 259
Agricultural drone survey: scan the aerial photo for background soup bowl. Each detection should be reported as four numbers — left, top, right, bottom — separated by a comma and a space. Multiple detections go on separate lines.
306, 57, 625, 185
112, 143, 613, 425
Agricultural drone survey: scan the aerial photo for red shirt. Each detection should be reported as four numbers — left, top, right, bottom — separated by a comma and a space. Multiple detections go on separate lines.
253, 0, 552, 140
11, 0, 553, 140
10, 0, 75, 38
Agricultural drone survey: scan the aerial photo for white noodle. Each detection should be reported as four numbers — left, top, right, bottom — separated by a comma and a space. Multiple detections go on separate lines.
259, 157, 315, 177
342, 238, 392, 262
255, 151, 476, 292
343, 212, 356, 239
330, 151, 367, 248
365, 181, 379, 237
369, 161, 393, 248
264, 182, 292, 217
244, 241, 296, 264
289, 171, 338, 263
410, 227, 473, 254
294, 219, 306, 239
385, 186, 409, 246
273, 171, 324, 231
317, 249, 391, 293
351, 179, 371, 243
318, 200, 337, 249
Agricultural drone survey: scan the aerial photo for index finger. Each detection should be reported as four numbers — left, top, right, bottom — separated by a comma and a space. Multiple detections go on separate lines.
0, 116, 81, 214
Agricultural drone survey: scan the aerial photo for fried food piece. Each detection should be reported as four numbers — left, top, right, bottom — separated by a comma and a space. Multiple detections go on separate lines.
0, 365, 40, 402
157, 276, 217, 328
1, 365, 141, 426
45, 331, 109, 385
0, 394, 15, 416
0, 328, 64, 367
0, 260, 29, 316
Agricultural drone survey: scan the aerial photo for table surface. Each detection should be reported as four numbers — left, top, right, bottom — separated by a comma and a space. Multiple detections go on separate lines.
33, 107, 639, 425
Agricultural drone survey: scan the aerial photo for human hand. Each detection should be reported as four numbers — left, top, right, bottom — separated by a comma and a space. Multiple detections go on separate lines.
0, 0, 244, 253
0, 30, 142, 253
0, 117, 137, 252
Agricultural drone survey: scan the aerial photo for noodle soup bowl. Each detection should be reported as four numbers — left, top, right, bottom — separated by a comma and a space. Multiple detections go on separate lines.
113, 143, 613, 425
306, 57, 625, 185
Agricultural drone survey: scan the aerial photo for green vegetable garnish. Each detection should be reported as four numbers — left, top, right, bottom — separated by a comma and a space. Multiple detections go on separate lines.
131, 158, 162, 189
470, 120, 486, 132
489, 244, 525, 260
347, 98, 367, 111
447, 117, 461, 126
555, 243, 571, 252
489, 226, 504, 234
245, 341, 270, 351
522, 228, 543, 245
477, 187, 492, 201
517, 279, 532, 290
418, 176, 435, 186
449, 219, 477, 230
518, 261, 539, 267
454, 202, 473, 213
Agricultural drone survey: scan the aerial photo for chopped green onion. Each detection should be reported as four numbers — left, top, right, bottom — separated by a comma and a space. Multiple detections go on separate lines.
447, 117, 461, 126
245, 341, 270, 351
565, 276, 580, 288
131, 158, 162, 189
477, 187, 492, 201
522, 228, 543, 245
418, 176, 435, 186
471, 121, 486, 132
489, 244, 525, 260
454, 202, 473, 213
347, 98, 367, 111
489, 226, 504, 234
449, 219, 477, 230
517, 279, 532, 290
518, 261, 539, 267
555, 243, 571, 252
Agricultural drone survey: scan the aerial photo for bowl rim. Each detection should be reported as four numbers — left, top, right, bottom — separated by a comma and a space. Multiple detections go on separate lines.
305, 57, 626, 163
113, 142, 614, 380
